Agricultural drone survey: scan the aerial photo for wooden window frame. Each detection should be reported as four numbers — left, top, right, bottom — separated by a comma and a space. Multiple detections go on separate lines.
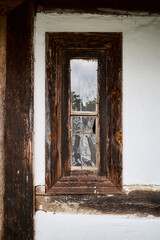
45, 33, 122, 194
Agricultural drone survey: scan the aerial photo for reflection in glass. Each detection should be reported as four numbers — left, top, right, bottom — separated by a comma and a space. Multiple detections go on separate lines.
72, 116, 97, 167
71, 59, 97, 112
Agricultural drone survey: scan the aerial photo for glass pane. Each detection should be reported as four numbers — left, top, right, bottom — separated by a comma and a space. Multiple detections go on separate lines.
72, 116, 97, 167
71, 59, 97, 112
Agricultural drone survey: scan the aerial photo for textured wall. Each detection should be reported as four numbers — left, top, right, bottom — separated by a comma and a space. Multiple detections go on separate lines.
34, 13, 160, 186
35, 211, 160, 240
34, 12, 160, 240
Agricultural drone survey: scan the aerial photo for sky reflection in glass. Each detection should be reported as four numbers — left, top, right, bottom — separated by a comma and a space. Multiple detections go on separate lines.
71, 59, 97, 112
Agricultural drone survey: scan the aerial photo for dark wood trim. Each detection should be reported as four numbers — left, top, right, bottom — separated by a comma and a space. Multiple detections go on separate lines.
106, 34, 123, 190
3, 0, 34, 239
0, 15, 6, 239
45, 33, 62, 190
45, 32, 122, 194
98, 51, 107, 175
61, 51, 70, 176
36, 0, 160, 14
62, 49, 107, 177
36, 190, 160, 217
0, 0, 25, 15
47, 176, 121, 194
1, 0, 160, 15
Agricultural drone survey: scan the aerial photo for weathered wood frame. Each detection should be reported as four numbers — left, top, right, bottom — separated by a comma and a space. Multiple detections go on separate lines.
3, 0, 34, 239
36, 190, 160, 216
0, 15, 6, 239
45, 32, 122, 194
62, 50, 105, 174
69, 55, 99, 171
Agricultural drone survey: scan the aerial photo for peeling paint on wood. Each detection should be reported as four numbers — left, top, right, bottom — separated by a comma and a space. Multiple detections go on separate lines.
3, 1, 34, 239
36, 190, 160, 217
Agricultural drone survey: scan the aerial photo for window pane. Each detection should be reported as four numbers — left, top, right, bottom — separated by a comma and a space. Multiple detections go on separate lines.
71, 116, 97, 167
71, 59, 97, 112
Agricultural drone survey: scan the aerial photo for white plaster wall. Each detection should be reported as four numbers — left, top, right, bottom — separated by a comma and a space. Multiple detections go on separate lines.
35, 212, 160, 240
34, 12, 160, 240
34, 12, 160, 186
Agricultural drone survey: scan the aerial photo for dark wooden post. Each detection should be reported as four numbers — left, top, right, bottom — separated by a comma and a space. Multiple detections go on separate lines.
0, 15, 6, 239
3, 0, 34, 239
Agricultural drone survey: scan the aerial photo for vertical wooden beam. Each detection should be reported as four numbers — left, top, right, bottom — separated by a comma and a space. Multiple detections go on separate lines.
0, 15, 6, 239
3, 0, 34, 239
107, 35, 122, 189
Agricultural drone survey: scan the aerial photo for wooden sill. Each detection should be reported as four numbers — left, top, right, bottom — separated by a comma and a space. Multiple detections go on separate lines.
46, 175, 121, 195
36, 190, 160, 217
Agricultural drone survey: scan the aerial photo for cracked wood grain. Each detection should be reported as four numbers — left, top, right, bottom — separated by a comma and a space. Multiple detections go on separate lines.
45, 33, 122, 194
36, 190, 160, 217
0, 15, 6, 239
3, 1, 34, 239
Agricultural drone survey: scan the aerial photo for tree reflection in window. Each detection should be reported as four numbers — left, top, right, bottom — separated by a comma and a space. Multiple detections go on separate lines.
70, 59, 98, 167
71, 91, 96, 112
71, 59, 97, 112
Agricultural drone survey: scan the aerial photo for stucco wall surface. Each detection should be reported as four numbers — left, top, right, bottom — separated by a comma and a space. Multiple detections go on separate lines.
34, 12, 160, 186
35, 211, 160, 240
34, 12, 160, 240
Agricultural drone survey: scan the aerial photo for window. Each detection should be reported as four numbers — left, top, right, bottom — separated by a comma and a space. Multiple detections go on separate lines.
45, 33, 122, 194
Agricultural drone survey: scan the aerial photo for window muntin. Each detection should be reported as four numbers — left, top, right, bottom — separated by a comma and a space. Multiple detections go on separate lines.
70, 59, 98, 168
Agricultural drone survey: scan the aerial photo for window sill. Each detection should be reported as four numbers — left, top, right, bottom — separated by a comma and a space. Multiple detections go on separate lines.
47, 175, 121, 194
35, 188, 160, 217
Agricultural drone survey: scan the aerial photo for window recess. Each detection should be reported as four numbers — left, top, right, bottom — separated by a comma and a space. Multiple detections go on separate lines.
45, 33, 122, 194
70, 59, 98, 170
